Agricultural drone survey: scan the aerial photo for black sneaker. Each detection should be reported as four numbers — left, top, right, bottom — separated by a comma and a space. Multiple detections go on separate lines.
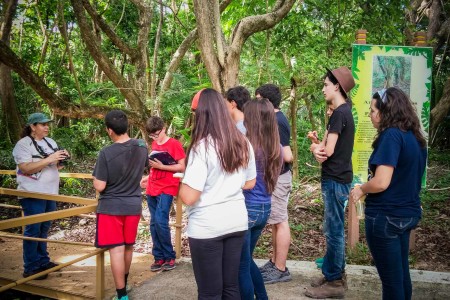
41, 261, 60, 271
23, 269, 48, 280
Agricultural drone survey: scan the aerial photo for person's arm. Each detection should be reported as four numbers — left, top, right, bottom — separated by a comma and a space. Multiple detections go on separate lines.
323, 132, 338, 157
350, 165, 394, 203
140, 175, 149, 188
93, 177, 107, 193
178, 183, 201, 206
18, 150, 67, 175
149, 158, 185, 172
282, 146, 293, 163
243, 178, 256, 190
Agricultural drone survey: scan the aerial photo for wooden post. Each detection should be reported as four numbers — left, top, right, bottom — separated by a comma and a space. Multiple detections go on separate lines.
347, 199, 359, 249
355, 29, 367, 44
96, 251, 105, 300
175, 197, 183, 259
414, 31, 427, 47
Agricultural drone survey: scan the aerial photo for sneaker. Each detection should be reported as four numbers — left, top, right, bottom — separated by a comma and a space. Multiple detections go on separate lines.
305, 279, 345, 299
259, 259, 275, 274
162, 258, 176, 271
111, 295, 129, 300
262, 266, 292, 284
41, 261, 60, 271
150, 259, 165, 272
23, 269, 48, 280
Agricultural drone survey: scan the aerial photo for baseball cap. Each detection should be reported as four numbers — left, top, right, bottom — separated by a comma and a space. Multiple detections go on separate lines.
326, 66, 355, 94
27, 113, 53, 125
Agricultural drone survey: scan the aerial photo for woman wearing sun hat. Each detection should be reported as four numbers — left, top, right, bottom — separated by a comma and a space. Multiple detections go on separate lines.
12, 112, 69, 279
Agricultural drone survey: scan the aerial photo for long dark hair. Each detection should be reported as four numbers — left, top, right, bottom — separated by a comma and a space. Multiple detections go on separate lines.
187, 88, 250, 173
372, 87, 426, 148
21, 125, 32, 138
243, 99, 281, 194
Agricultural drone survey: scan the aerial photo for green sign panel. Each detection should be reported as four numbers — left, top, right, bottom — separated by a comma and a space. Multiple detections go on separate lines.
351, 45, 432, 186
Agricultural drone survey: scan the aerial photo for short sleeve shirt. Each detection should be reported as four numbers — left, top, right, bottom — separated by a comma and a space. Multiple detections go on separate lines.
322, 103, 355, 183
146, 138, 186, 196
182, 137, 256, 239
93, 139, 148, 215
276, 111, 291, 174
366, 128, 426, 218
12, 136, 60, 195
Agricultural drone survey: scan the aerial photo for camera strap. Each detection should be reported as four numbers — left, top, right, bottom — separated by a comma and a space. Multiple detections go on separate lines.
29, 136, 57, 158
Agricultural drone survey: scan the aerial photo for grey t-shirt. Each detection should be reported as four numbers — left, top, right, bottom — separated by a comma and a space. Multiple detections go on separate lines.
12, 136, 60, 196
93, 139, 148, 215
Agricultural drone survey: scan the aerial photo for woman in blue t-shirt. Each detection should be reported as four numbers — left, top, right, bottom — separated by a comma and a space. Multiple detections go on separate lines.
350, 87, 427, 300
238, 98, 282, 299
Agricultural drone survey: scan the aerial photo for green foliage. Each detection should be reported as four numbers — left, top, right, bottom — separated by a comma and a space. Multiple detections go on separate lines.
51, 119, 109, 158
0, 147, 16, 170
346, 242, 372, 265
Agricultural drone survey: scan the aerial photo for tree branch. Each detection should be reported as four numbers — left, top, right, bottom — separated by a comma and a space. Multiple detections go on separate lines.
71, 0, 148, 119
0, 39, 142, 122
230, 0, 296, 53
0, 0, 18, 43
80, 0, 135, 59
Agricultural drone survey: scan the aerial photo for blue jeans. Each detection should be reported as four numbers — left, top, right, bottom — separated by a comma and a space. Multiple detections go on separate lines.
365, 213, 420, 300
147, 194, 176, 260
321, 179, 350, 281
20, 198, 57, 273
239, 203, 271, 300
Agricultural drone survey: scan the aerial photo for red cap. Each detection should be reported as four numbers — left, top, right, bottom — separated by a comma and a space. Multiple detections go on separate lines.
191, 89, 205, 110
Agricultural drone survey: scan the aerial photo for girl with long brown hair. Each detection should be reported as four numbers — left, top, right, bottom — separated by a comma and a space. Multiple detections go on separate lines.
179, 88, 256, 299
351, 87, 427, 299
238, 98, 282, 299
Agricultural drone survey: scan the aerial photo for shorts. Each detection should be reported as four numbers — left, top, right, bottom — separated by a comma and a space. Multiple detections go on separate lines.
267, 171, 292, 224
95, 214, 140, 248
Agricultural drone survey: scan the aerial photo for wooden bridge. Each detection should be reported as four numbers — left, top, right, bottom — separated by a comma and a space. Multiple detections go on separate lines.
0, 170, 182, 299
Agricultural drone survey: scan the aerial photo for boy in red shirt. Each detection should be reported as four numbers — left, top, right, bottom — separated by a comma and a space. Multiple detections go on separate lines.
140, 116, 185, 271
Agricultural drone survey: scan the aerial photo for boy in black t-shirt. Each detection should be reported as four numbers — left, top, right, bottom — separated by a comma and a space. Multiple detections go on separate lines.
93, 110, 148, 300
306, 67, 355, 299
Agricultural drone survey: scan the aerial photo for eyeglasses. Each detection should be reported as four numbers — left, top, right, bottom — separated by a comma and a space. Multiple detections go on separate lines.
378, 89, 388, 104
149, 129, 162, 138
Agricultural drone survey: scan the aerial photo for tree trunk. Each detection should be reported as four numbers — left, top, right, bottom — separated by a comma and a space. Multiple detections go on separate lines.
0, 0, 21, 144
193, 0, 295, 93
289, 77, 299, 182
151, 1, 163, 102
430, 76, 450, 135
57, 0, 84, 104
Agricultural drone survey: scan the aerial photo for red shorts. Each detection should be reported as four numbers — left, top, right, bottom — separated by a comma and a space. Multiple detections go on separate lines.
95, 214, 140, 248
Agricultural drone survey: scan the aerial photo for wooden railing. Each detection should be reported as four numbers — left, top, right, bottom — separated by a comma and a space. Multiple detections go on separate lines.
0, 172, 103, 299
1, 170, 184, 298
0, 170, 183, 257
